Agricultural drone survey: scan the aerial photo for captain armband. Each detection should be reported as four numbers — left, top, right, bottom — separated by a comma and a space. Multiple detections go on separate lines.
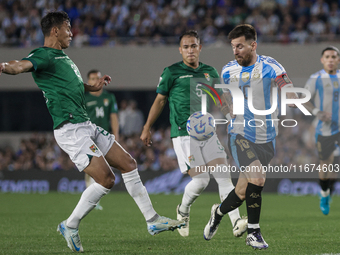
275, 74, 292, 89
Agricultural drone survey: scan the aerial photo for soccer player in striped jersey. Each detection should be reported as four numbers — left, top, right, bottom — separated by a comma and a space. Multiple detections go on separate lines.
141, 30, 248, 238
302, 46, 340, 215
203, 24, 298, 250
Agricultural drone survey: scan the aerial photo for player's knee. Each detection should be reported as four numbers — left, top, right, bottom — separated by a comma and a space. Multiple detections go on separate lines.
102, 171, 115, 189
193, 172, 210, 190
251, 178, 265, 187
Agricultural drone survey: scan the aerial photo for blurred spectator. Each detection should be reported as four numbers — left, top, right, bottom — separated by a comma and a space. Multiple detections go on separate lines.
121, 100, 144, 136
0, 0, 339, 47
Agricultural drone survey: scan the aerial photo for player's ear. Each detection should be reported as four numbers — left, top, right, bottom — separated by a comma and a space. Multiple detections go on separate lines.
199, 44, 202, 52
51, 26, 58, 37
179, 46, 182, 55
251, 41, 257, 51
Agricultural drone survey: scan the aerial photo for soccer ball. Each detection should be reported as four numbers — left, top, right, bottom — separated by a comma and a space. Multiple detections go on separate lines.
186, 111, 216, 141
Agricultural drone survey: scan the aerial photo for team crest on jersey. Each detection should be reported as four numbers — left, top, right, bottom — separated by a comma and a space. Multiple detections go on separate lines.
242, 72, 250, 82
90, 144, 98, 153
103, 98, 109, 106
333, 81, 339, 88
188, 155, 195, 162
204, 73, 210, 81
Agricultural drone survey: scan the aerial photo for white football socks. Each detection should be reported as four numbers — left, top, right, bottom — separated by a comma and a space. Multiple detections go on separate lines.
179, 172, 210, 214
211, 165, 240, 226
67, 182, 110, 229
122, 169, 158, 222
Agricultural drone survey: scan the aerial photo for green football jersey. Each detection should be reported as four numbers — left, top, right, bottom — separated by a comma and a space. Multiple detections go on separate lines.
23, 47, 89, 129
85, 90, 118, 132
156, 61, 220, 138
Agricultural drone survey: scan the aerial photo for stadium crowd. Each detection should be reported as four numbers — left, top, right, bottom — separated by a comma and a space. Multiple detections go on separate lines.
0, 0, 340, 47
0, 107, 319, 172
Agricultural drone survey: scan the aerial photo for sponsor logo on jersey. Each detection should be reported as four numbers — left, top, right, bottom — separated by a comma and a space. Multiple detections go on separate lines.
90, 144, 98, 153
103, 98, 109, 106
86, 101, 97, 106
188, 155, 195, 162
27, 53, 34, 58
179, 75, 193, 79
204, 73, 210, 81
55, 56, 66, 59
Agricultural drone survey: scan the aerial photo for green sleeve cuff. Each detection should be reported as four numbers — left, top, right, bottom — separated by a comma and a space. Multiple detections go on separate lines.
22, 58, 37, 71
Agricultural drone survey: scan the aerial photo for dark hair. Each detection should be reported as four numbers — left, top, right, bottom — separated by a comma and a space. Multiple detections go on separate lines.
41, 11, 70, 37
87, 69, 100, 79
179, 30, 200, 44
322, 46, 340, 56
228, 24, 257, 42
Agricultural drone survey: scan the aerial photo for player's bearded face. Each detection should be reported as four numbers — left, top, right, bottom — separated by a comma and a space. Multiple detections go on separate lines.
231, 37, 255, 67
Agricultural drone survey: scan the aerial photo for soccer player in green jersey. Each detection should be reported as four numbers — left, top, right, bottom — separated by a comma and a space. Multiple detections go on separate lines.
0, 11, 184, 252
140, 30, 247, 238
84, 69, 120, 210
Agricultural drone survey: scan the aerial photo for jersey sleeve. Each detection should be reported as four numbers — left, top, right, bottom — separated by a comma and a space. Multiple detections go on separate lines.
156, 67, 173, 96
110, 93, 118, 114
22, 48, 49, 72
266, 57, 293, 89
304, 76, 317, 97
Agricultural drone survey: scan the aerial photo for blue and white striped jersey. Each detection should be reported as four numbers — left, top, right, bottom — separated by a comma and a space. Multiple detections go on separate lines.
222, 55, 291, 144
305, 69, 340, 136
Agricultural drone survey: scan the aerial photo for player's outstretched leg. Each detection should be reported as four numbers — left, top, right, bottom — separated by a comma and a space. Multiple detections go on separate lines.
211, 169, 247, 237
57, 220, 83, 252
177, 172, 210, 237
106, 142, 185, 235
204, 188, 244, 240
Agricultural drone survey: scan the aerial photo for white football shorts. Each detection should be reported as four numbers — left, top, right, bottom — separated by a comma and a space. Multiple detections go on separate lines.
54, 121, 115, 171
172, 134, 227, 174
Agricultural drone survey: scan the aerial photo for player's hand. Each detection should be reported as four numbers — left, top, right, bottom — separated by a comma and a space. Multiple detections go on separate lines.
0, 63, 5, 75
317, 111, 332, 122
286, 92, 298, 108
140, 127, 152, 147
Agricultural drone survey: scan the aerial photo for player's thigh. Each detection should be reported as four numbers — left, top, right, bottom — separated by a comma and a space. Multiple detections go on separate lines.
83, 155, 115, 188
228, 134, 259, 169
104, 141, 137, 173
317, 134, 336, 161
202, 134, 227, 164
54, 122, 115, 188
173, 136, 205, 175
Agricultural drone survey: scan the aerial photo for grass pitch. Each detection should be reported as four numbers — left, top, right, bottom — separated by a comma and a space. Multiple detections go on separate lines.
0, 192, 339, 254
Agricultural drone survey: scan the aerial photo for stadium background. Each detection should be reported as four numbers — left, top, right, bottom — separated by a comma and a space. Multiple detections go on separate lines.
0, 0, 339, 196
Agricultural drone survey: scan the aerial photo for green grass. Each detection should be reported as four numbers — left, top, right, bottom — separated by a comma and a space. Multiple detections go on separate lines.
0, 192, 339, 255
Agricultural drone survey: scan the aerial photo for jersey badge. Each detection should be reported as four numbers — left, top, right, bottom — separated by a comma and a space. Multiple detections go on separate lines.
204, 73, 210, 81
333, 81, 339, 88
242, 72, 250, 82
103, 98, 109, 106
188, 155, 195, 162
90, 144, 98, 153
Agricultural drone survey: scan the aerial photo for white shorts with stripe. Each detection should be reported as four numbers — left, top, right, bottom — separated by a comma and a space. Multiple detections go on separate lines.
172, 134, 227, 174
54, 121, 115, 171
